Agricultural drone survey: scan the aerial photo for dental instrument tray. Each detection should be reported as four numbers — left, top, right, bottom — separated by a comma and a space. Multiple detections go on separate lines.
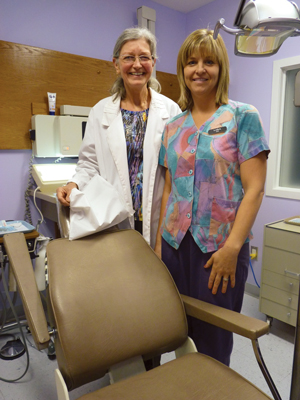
284, 216, 300, 226
0, 220, 35, 237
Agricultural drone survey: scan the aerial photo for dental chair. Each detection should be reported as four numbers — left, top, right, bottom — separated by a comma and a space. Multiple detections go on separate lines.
4, 229, 279, 400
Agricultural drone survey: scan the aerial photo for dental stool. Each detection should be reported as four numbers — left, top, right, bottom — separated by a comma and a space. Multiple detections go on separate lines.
4, 229, 279, 400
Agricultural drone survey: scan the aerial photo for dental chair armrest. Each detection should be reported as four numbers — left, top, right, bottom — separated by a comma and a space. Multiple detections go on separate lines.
3, 233, 50, 350
181, 294, 269, 340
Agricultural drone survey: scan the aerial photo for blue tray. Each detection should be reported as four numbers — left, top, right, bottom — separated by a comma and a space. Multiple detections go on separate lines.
0, 220, 35, 237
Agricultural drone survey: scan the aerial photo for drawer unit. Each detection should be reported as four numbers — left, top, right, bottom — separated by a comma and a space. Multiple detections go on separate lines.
260, 298, 297, 326
262, 270, 299, 295
259, 220, 300, 327
260, 284, 298, 310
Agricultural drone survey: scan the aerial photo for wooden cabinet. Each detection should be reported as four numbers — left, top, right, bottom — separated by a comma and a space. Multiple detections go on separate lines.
259, 220, 300, 327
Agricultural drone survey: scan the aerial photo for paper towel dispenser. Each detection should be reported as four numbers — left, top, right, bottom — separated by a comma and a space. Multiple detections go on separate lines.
31, 114, 88, 158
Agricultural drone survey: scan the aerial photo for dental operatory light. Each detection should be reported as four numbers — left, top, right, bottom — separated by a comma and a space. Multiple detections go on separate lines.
213, 0, 300, 56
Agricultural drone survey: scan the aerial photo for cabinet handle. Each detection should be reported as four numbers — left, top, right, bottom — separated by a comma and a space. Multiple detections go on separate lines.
285, 269, 300, 278
287, 313, 291, 317
288, 297, 292, 302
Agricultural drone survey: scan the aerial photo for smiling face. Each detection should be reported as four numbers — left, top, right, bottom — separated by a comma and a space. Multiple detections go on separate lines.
184, 51, 220, 102
113, 38, 155, 95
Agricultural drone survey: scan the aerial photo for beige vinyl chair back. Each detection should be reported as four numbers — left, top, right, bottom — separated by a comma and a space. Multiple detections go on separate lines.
47, 229, 187, 390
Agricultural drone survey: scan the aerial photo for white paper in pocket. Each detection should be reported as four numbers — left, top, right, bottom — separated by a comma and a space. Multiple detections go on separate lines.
69, 175, 133, 240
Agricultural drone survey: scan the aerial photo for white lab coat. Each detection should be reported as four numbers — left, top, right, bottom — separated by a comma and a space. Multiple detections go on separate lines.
71, 88, 181, 247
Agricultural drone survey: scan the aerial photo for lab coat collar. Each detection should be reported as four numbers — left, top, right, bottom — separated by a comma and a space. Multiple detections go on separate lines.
149, 88, 171, 119
102, 96, 120, 127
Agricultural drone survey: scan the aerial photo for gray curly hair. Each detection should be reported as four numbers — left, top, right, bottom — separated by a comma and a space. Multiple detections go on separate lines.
110, 27, 161, 100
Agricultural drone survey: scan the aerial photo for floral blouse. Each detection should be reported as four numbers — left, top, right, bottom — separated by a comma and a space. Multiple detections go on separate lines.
122, 108, 149, 221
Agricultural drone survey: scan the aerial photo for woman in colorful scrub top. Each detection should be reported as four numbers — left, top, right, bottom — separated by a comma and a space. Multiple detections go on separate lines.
155, 29, 270, 366
56, 27, 181, 247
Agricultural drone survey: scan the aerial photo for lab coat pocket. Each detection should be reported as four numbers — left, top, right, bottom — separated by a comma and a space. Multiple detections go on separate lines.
69, 175, 133, 240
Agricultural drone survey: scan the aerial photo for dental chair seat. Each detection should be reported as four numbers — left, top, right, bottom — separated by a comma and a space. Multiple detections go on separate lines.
76, 352, 270, 400
4, 229, 274, 400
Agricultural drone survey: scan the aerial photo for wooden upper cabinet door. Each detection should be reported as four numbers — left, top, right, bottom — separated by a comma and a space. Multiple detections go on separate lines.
0, 40, 179, 150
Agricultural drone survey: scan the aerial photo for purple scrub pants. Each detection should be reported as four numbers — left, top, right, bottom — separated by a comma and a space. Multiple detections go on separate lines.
162, 231, 249, 366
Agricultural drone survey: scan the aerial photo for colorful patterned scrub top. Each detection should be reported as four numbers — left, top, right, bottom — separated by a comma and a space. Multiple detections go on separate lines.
121, 108, 149, 221
158, 100, 270, 253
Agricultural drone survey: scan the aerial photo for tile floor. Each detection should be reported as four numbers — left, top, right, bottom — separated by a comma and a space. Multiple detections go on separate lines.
0, 293, 295, 400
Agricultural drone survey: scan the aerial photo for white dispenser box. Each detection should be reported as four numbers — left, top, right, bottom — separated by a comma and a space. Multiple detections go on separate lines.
60, 105, 91, 117
31, 115, 87, 157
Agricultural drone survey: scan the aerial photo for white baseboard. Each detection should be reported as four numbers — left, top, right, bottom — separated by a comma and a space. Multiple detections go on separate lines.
245, 282, 260, 298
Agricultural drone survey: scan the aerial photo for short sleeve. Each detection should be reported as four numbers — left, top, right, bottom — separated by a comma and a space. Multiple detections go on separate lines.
237, 106, 270, 164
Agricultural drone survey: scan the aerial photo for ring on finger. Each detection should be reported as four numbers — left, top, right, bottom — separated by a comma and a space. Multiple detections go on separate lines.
223, 277, 229, 282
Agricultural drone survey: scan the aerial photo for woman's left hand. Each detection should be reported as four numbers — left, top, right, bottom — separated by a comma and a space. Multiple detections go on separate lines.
204, 246, 239, 295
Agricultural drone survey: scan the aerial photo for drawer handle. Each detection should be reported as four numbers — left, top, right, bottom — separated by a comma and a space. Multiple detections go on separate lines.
288, 297, 292, 302
285, 269, 300, 278
287, 313, 291, 317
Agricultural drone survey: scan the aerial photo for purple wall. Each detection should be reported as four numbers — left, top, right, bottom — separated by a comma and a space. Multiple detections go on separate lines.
0, 0, 185, 73
186, 0, 300, 286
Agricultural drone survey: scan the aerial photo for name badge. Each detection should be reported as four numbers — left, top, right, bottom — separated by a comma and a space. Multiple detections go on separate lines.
208, 126, 227, 135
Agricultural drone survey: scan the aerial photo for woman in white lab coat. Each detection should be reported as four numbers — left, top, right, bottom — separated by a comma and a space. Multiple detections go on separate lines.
56, 27, 181, 247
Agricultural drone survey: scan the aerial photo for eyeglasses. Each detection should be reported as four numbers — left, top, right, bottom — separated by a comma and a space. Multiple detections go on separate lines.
119, 54, 154, 64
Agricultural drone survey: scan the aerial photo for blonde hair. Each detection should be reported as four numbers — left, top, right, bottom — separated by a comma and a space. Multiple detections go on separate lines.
177, 29, 229, 111
110, 27, 161, 100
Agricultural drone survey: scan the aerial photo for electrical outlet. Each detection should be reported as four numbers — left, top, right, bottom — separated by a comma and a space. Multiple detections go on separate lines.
250, 246, 258, 261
